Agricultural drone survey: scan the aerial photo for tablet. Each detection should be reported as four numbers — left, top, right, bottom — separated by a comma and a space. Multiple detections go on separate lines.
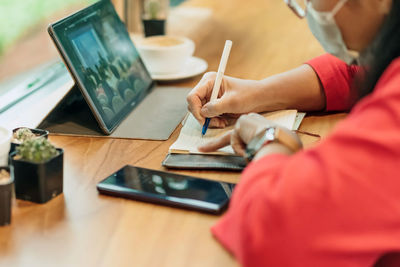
97, 165, 235, 214
48, 0, 154, 134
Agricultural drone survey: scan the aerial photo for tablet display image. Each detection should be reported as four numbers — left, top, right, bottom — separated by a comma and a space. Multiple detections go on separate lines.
97, 166, 235, 214
50, 1, 153, 132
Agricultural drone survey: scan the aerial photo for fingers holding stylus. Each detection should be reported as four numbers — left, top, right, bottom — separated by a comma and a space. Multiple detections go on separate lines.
186, 73, 229, 128
200, 40, 232, 136
186, 72, 217, 125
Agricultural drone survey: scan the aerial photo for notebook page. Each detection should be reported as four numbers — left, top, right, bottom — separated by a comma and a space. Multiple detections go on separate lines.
169, 110, 298, 155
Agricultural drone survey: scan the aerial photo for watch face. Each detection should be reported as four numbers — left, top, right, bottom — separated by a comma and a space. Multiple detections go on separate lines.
265, 127, 276, 141
245, 127, 276, 161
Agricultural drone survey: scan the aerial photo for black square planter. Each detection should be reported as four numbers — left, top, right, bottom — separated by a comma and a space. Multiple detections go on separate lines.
0, 167, 13, 226
9, 128, 49, 157
142, 19, 165, 37
10, 148, 63, 204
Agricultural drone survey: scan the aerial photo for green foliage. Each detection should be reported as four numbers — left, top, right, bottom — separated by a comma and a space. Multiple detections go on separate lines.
144, 0, 161, 19
149, 1, 160, 19
16, 137, 59, 163
13, 128, 35, 143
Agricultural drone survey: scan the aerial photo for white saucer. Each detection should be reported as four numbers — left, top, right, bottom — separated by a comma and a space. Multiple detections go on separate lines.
151, 57, 208, 81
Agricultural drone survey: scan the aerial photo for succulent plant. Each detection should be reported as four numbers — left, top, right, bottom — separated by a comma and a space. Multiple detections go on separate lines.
16, 137, 59, 163
144, 0, 166, 19
12, 127, 35, 143
148, 0, 160, 19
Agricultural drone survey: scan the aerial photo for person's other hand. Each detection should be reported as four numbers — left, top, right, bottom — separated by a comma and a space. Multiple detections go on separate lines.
186, 72, 262, 128
198, 113, 276, 156
199, 113, 300, 159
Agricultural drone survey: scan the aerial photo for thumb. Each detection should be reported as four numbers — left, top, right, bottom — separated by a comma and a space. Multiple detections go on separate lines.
201, 98, 228, 118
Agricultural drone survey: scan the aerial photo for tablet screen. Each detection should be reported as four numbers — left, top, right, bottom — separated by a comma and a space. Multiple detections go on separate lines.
51, 0, 153, 132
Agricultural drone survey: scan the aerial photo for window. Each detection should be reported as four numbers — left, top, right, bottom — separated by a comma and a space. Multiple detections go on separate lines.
0, 0, 95, 81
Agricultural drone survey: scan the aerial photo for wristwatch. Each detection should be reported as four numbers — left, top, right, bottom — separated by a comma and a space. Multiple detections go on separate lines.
245, 126, 302, 162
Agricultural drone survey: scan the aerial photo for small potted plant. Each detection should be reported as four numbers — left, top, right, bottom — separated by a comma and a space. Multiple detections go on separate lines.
0, 167, 13, 226
10, 127, 49, 156
10, 137, 63, 204
0, 126, 11, 167
142, 0, 169, 37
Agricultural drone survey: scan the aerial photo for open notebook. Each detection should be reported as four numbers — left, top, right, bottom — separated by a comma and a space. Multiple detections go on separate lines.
169, 110, 305, 155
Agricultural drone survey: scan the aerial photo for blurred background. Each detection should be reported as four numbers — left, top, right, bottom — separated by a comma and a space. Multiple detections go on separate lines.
0, 0, 184, 81
0, 0, 95, 81
0, 0, 95, 57
0, 0, 321, 83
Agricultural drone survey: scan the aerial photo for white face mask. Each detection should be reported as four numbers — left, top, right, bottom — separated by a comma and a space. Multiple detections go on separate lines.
306, 0, 360, 65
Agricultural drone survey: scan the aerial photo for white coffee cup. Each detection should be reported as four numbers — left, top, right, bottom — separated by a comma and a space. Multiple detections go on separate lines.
0, 127, 11, 166
136, 35, 195, 75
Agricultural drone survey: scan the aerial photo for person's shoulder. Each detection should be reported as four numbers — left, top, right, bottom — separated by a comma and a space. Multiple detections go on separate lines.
376, 57, 400, 89
384, 57, 400, 75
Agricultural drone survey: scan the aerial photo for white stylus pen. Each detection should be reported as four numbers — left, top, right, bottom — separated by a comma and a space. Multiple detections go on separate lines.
201, 40, 233, 136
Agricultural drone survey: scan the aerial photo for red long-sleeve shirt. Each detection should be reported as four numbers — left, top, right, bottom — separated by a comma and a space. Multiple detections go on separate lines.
211, 54, 400, 267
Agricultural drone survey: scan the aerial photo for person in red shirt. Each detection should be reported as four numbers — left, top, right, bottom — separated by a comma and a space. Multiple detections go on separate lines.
186, 0, 400, 266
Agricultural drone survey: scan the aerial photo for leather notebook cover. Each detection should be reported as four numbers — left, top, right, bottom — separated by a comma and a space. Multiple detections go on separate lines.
162, 153, 247, 171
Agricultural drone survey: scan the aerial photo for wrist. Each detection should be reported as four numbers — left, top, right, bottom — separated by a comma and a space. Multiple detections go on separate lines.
241, 80, 268, 113
253, 142, 293, 161
245, 126, 302, 162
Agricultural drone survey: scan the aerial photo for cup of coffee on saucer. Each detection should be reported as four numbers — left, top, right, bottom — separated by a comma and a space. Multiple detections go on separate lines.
136, 35, 207, 81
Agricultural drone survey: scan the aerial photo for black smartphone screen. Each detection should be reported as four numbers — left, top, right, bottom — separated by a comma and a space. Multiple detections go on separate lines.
97, 165, 235, 214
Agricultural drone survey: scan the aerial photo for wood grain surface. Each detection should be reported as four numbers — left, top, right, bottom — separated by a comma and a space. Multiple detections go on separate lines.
0, 0, 346, 266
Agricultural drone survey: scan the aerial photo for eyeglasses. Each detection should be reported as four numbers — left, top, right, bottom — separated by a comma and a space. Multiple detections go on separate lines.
284, 0, 309, 18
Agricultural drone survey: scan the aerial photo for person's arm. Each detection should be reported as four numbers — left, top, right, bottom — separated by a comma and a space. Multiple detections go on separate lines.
186, 64, 325, 128
187, 54, 360, 127
251, 63, 326, 112
211, 58, 400, 267
306, 54, 361, 111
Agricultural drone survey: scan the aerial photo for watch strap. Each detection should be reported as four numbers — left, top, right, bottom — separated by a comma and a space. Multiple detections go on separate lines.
245, 126, 302, 162
273, 127, 302, 153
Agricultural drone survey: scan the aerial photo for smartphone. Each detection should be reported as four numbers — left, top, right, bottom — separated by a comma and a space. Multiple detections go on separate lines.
97, 165, 235, 214
162, 153, 247, 171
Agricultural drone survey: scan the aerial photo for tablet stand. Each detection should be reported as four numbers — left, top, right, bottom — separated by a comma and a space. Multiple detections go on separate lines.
39, 83, 191, 140
39, 85, 106, 136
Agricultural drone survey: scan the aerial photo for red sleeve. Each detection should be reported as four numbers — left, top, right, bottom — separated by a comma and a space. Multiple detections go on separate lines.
306, 54, 361, 111
211, 58, 400, 267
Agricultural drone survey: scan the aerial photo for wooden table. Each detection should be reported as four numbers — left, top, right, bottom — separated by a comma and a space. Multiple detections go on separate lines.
0, 0, 346, 266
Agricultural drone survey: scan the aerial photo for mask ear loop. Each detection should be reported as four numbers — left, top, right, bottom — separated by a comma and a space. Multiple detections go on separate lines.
303, 0, 310, 17
331, 0, 348, 17
307, 0, 349, 22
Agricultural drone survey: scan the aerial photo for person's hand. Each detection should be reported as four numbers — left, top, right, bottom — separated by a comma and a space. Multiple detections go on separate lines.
198, 113, 273, 155
186, 72, 262, 128
199, 113, 300, 158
